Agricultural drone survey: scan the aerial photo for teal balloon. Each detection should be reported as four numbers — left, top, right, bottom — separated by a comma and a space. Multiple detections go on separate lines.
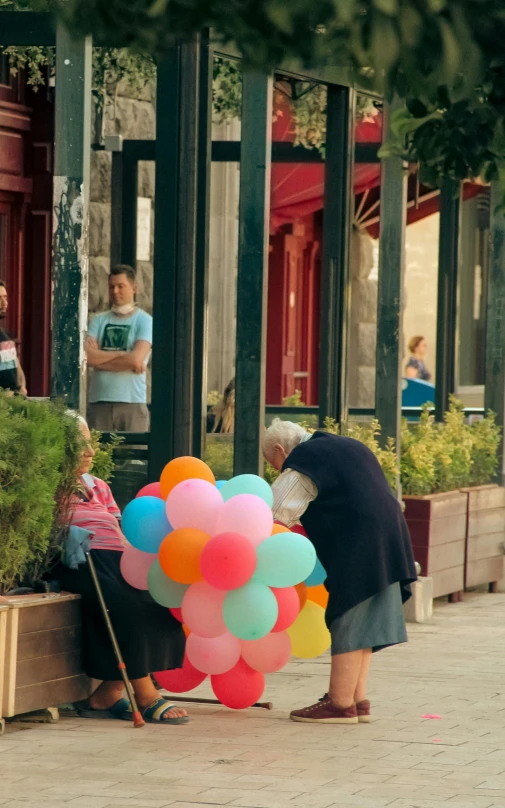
223, 581, 278, 640
255, 532, 317, 587
304, 557, 327, 587
216, 480, 227, 491
148, 560, 189, 608
220, 474, 274, 508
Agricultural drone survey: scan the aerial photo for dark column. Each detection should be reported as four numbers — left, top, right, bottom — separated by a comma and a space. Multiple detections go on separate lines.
120, 142, 139, 267
375, 100, 407, 453
485, 182, 505, 484
318, 86, 355, 426
435, 180, 461, 420
149, 38, 201, 480
192, 31, 212, 458
233, 71, 273, 476
51, 23, 92, 412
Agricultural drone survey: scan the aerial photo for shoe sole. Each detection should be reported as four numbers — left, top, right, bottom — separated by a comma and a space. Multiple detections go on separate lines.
358, 715, 372, 723
290, 715, 359, 724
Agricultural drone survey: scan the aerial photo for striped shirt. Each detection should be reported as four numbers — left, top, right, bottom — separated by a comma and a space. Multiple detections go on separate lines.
70, 474, 125, 551
272, 468, 317, 529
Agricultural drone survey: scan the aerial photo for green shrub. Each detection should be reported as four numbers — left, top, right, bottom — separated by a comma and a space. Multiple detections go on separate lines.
0, 393, 82, 594
90, 430, 124, 483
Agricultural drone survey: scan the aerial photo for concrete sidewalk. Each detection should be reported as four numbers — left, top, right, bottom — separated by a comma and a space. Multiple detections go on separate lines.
2, 593, 505, 808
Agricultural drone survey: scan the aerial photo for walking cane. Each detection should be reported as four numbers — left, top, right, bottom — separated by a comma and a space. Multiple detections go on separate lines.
86, 552, 145, 728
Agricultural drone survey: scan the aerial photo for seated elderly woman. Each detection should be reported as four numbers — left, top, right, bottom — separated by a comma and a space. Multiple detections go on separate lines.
58, 416, 188, 724
262, 419, 417, 725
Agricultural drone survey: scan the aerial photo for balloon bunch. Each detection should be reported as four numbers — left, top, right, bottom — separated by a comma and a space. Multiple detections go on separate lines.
119, 457, 331, 709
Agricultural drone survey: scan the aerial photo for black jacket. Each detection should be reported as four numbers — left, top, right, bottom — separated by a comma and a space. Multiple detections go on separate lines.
284, 431, 417, 626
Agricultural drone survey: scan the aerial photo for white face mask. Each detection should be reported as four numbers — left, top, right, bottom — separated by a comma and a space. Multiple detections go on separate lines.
111, 303, 136, 315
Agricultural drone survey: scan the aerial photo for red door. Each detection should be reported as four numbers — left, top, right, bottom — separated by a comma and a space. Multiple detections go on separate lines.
266, 216, 321, 405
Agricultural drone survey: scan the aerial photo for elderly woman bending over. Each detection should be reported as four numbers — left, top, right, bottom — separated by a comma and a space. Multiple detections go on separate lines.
263, 420, 416, 725
58, 416, 188, 724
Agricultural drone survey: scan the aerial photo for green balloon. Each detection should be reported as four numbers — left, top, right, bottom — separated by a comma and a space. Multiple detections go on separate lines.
223, 581, 278, 640
220, 474, 274, 508
254, 532, 316, 587
148, 560, 188, 608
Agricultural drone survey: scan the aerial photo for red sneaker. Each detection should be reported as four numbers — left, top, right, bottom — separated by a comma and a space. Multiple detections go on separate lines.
290, 697, 358, 724
356, 699, 372, 723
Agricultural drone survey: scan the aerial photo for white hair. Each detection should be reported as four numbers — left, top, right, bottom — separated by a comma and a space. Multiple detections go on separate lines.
262, 418, 309, 464
66, 409, 88, 428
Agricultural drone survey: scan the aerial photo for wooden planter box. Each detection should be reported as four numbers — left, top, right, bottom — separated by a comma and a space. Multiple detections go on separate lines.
1, 593, 91, 723
462, 484, 505, 591
404, 491, 467, 601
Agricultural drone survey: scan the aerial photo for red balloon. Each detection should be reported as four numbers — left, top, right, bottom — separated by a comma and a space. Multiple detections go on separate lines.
170, 607, 183, 623
200, 532, 257, 590
136, 482, 164, 499
154, 655, 207, 693
211, 658, 265, 709
291, 524, 308, 538
271, 586, 300, 631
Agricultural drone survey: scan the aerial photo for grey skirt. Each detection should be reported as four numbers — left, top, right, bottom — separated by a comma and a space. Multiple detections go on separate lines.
329, 582, 407, 655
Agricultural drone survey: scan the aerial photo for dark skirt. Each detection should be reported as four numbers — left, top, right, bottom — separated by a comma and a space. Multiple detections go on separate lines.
329, 582, 408, 655
57, 549, 186, 680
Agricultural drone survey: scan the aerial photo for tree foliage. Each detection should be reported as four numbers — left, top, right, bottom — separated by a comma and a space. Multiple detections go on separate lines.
56, 0, 505, 197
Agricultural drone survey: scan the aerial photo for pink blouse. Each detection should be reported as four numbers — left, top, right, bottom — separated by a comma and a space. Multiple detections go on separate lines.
71, 474, 125, 551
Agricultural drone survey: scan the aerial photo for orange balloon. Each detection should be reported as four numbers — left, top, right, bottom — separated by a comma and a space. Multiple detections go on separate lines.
160, 456, 215, 499
183, 624, 190, 637
159, 528, 211, 584
295, 582, 308, 611
271, 524, 291, 535
307, 583, 329, 609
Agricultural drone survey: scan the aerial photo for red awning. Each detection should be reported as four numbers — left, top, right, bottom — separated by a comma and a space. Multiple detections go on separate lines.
270, 100, 484, 235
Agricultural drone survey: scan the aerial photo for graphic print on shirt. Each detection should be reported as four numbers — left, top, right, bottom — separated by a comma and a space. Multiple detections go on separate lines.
0, 328, 18, 390
101, 323, 131, 352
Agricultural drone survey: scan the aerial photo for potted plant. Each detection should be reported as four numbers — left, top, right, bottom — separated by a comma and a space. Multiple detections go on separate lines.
400, 403, 471, 602
0, 393, 119, 728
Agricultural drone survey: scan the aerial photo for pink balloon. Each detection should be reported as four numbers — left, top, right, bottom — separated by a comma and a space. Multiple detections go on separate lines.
136, 482, 164, 499
271, 586, 300, 631
155, 655, 207, 693
200, 532, 257, 590
166, 479, 223, 534
170, 607, 183, 623
186, 632, 241, 675
211, 658, 265, 709
182, 581, 227, 638
241, 631, 292, 673
215, 494, 273, 546
120, 543, 156, 589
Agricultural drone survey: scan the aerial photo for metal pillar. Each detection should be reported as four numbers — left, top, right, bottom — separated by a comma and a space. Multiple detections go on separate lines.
233, 71, 273, 476
318, 86, 355, 426
375, 100, 407, 454
485, 181, 505, 484
120, 143, 139, 267
435, 180, 461, 420
51, 23, 92, 412
149, 38, 201, 480
192, 31, 212, 459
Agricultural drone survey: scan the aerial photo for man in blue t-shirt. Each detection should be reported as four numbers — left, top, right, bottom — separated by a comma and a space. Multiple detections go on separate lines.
86, 264, 152, 432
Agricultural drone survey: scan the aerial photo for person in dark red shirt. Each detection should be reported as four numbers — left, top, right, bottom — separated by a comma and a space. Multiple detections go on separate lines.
0, 280, 26, 395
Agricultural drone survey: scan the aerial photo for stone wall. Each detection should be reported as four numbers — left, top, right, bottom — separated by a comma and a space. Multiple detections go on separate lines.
347, 227, 378, 409
89, 80, 156, 316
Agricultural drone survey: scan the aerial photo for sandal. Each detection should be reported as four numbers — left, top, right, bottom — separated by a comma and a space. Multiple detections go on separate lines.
124, 696, 189, 725
74, 697, 131, 719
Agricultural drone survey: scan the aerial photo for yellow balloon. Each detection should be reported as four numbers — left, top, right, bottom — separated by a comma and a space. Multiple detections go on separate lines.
287, 600, 331, 659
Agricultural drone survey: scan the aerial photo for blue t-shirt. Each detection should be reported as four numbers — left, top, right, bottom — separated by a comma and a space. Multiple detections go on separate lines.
88, 308, 152, 404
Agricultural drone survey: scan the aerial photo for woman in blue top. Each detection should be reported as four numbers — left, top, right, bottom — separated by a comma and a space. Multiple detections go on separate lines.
405, 335, 431, 381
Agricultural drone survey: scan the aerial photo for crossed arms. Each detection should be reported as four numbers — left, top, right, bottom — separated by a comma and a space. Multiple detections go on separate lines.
85, 337, 151, 374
